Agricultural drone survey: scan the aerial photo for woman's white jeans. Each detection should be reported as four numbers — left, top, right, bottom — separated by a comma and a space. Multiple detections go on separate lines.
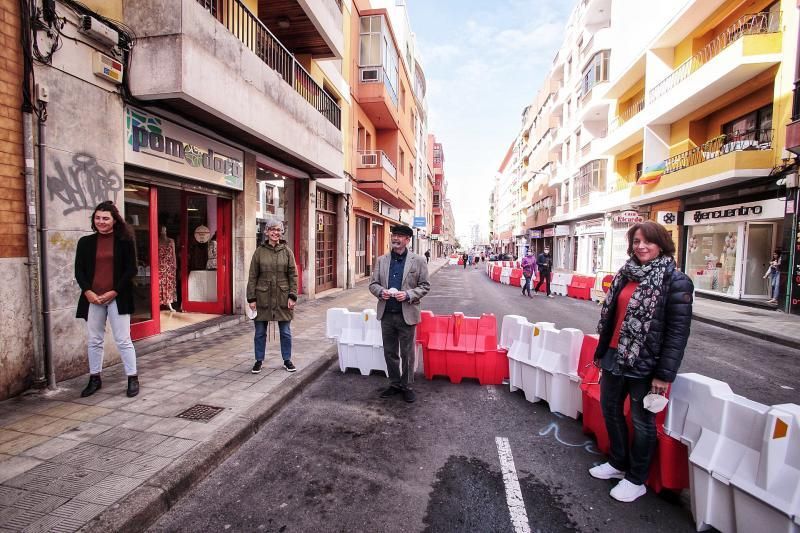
87, 301, 137, 376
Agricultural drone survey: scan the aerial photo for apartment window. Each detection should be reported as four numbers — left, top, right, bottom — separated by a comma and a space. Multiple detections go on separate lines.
359, 16, 382, 66
357, 123, 366, 151
409, 163, 414, 184
400, 84, 406, 109
722, 104, 773, 142
399, 149, 405, 172
576, 160, 607, 197
433, 192, 440, 207
581, 50, 610, 97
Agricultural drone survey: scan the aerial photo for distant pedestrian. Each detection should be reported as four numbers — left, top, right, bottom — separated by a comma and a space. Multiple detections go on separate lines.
473, 255, 479, 267
462, 253, 468, 269
520, 250, 537, 298
74, 201, 140, 398
481, 252, 486, 263
535, 246, 554, 297
247, 216, 298, 374
424, 249, 431, 263
763, 251, 780, 304
589, 221, 693, 503
370, 225, 430, 403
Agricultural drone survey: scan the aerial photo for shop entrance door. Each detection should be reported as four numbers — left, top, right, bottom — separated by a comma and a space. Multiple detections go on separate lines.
371, 222, 384, 274
180, 192, 232, 314
125, 183, 160, 339
742, 222, 775, 299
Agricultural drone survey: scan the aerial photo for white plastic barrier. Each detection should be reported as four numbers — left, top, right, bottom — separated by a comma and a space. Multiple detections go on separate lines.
503, 317, 583, 419
731, 404, 800, 533
326, 307, 350, 342
335, 309, 387, 376
550, 272, 573, 297
448, 255, 460, 265
664, 373, 798, 533
500, 266, 512, 285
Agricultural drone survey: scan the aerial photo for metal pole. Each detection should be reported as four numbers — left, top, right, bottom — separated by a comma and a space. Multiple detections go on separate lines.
37, 117, 56, 389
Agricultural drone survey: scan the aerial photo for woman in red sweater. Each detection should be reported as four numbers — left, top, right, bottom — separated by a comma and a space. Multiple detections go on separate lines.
74, 201, 140, 398
589, 221, 694, 503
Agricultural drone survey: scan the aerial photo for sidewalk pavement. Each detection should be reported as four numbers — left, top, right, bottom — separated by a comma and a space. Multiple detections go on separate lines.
692, 296, 800, 350
0, 259, 448, 533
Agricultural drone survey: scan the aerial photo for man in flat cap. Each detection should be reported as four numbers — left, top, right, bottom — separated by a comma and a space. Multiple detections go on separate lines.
369, 224, 430, 403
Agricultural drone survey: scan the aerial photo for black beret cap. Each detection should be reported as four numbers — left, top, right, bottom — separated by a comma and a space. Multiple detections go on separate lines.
390, 224, 414, 237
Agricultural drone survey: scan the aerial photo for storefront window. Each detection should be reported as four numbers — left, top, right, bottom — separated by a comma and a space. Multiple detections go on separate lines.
187, 194, 218, 303
591, 235, 605, 274
686, 223, 739, 295
125, 184, 152, 324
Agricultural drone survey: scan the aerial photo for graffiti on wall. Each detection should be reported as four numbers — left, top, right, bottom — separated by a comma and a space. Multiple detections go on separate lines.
46, 153, 123, 215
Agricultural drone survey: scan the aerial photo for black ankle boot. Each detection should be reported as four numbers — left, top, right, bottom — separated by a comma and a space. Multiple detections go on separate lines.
126, 375, 140, 398
81, 375, 102, 397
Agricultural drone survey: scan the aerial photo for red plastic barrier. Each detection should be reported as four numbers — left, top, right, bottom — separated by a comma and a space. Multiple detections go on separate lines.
418, 312, 509, 385
577, 334, 689, 493
510, 268, 523, 287
567, 275, 594, 300
491, 266, 502, 282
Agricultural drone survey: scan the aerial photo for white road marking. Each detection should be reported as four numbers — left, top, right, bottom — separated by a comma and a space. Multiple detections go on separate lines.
780, 385, 795, 390
495, 437, 531, 533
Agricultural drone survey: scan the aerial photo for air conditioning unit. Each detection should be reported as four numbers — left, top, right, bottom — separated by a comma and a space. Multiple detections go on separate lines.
360, 68, 380, 82
361, 153, 378, 167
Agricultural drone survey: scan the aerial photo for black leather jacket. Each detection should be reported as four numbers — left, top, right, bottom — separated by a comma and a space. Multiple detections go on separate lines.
594, 261, 694, 382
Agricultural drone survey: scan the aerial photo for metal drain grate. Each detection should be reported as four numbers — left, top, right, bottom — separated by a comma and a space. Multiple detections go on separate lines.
176, 404, 225, 422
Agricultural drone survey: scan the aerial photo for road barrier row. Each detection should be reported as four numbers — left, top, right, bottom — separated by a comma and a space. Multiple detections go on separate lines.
326, 306, 798, 530
485, 261, 615, 302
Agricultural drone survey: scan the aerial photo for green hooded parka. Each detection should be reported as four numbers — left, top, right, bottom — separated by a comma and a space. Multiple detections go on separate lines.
246, 241, 298, 322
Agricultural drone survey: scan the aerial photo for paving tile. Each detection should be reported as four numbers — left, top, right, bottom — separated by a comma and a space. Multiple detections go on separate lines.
20, 437, 81, 461
0, 411, 33, 428
114, 453, 173, 479
0, 486, 26, 506
119, 414, 164, 431
62, 406, 112, 423
144, 418, 192, 436
29, 418, 82, 437
174, 422, 220, 441
5, 489, 68, 513
91, 410, 139, 427
4, 463, 109, 498
87, 427, 167, 453
22, 513, 85, 533
195, 367, 226, 377
146, 437, 197, 458
70, 392, 113, 406
162, 381, 198, 393
94, 395, 138, 410
58, 422, 112, 442
0, 434, 50, 455
73, 474, 142, 506
5, 416, 61, 434
21, 402, 85, 419
0, 506, 46, 531
0, 455, 42, 483
49, 499, 106, 521
50, 443, 140, 473
0, 430, 25, 445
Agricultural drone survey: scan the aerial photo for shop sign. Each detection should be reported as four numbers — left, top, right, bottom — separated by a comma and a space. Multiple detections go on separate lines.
543, 227, 555, 238
685, 198, 785, 226
657, 211, 678, 225
318, 214, 324, 231
379, 201, 400, 220
530, 230, 542, 239
793, 195, 800, 313
555, 225, 570, 236
412, 216, 426, 228
612, 210, 644, 224
124, 107, 244, 190
194, 225, 211, 244
430, 234, 439, 240
576, 218, 605, 235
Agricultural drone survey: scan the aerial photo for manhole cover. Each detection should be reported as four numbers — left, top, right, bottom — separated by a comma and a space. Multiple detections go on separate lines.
176, 404, 225, 422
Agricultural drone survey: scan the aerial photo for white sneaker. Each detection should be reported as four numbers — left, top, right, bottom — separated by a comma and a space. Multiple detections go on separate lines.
548, 294, 555, 298
589, 462, 625, 480
610, 479, 647, 502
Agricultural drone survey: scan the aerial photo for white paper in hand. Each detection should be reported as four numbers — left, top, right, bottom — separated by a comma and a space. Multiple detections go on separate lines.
643, 393, 669, 413
245, 299, 257, 320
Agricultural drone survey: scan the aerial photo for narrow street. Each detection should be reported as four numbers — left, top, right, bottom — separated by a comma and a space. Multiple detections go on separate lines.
149, 266, 799, 532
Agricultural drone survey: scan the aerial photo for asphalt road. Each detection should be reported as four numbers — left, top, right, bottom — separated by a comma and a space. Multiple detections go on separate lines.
145, 264, 800, 533
428, 264, 800, 406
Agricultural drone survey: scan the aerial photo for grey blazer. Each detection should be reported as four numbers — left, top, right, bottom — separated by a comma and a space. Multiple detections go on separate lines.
369, 250, 431, 325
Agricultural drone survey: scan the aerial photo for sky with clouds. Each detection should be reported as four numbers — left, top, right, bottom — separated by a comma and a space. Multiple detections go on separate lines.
407, 0, 575, 244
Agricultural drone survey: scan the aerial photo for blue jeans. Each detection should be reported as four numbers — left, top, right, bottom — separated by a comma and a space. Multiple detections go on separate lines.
522, 274, 533, 296
254, 321, 292, 362
600, 365, 657, 485
770, 271, 780, 300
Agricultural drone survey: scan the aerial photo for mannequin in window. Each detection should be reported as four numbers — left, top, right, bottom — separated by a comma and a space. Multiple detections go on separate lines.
158, 226, 177, 312
207, 232, 217, 270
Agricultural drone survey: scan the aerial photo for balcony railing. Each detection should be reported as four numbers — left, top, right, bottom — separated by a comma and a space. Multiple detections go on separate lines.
608, 171, 641, 192
649, 11, 780, 104
357, 150, 397, 179
359, 66, 398, 106
792, 79, 800, 121
664, 128, 773, 174
610, 97, 645, 131
197, 0, 341, 129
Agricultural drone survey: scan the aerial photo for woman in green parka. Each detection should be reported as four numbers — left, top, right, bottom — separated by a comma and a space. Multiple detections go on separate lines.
247, 216, 298, 374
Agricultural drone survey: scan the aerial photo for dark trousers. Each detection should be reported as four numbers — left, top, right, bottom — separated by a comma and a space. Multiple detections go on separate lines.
522, 274, 533, 296
380, 312, 416, 389
535, 271, 551, 295
600, 371, 657, 485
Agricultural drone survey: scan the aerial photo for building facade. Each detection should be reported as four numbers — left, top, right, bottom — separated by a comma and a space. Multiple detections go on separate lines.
495, 0, 800, 311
